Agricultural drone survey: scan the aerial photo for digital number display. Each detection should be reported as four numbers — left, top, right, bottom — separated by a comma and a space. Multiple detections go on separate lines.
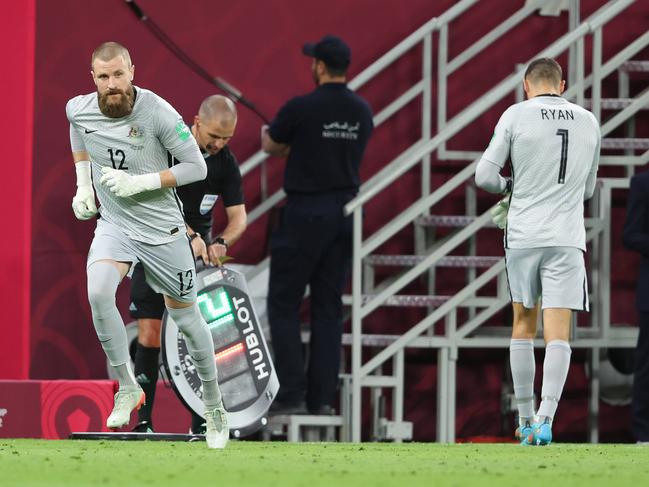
197, 287, 233, 323
197, 287, 240, 347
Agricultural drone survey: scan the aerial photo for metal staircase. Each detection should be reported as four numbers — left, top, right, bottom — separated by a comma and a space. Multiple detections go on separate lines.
236, 0, 648, 442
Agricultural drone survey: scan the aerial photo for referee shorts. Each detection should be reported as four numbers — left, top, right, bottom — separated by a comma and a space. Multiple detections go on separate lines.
505, 246, 589, 311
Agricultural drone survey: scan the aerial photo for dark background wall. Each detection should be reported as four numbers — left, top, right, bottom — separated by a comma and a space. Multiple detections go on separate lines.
20, 0, 649, 440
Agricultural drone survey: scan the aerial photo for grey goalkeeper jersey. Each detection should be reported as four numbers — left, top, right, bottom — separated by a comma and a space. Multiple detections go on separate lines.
482, 95, 601, 250
66, 87, 202, 244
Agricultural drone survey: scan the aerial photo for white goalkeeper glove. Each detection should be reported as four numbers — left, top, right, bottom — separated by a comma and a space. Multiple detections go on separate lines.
100, 167, 161, 197
490, 196, 509, 230
72, 160, 98, 220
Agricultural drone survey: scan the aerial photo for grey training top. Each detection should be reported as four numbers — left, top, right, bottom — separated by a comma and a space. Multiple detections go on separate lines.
67, 87, 206, 244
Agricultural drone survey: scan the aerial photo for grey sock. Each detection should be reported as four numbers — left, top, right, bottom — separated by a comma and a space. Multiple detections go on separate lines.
87, 262, 134, 386
510, 338, 536, 422
537, 339, 572, 420
166, 304, 221, 406
201, 379, 222, 410
112, 363, 139, 389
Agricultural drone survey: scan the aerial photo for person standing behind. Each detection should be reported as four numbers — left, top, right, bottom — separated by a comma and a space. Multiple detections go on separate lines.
67, 42, 228, 448
261, 35, 373, 415
130, 95, 246, 434
475, 58, 600, 445
622, 171, 649, 444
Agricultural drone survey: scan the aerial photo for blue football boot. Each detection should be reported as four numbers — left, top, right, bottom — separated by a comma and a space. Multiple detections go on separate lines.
529, 417, 553, 446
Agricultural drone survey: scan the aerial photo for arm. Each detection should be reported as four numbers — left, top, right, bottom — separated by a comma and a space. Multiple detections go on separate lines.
185, 223, 209, 264
475, 158, 511, 194
261, 98, 297, 157
69, 124, 98, 220
584, 122, 601, 200
261, 125, 290, 157
623, 176, 649, 258
475, 107, 514, 194
208, 204, 247, 266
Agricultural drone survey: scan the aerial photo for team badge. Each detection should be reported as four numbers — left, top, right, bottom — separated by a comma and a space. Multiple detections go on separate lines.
127, 126, 144, 138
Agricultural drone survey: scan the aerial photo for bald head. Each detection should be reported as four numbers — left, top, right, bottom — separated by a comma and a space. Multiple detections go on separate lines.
91, 42, 132, 70
193, 95, 238, 155
198, 95, 238, 126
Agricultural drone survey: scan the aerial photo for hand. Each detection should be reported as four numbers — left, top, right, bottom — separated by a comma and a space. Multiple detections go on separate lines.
100, 167, 161, 197
72, 184, 98, 220
208, 242, 228, 267
190, 234, 209, 264
490, 196, 509, 230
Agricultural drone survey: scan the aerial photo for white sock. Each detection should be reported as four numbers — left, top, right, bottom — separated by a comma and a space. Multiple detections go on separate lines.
510, 338, 535, 423
537, 339, 572, 421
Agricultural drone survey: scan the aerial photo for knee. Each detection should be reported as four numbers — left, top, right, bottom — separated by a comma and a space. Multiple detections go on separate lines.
87, 282, 115, 314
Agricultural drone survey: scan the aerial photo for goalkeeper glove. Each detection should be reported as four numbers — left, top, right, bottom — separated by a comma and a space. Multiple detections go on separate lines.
100, 167, 161, 197
490, 196, 509, 230
72, 160, 98, 220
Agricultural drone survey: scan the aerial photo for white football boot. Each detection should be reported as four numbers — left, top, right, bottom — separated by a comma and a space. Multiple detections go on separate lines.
204, 403, 229, 449
106, 387, 145, 429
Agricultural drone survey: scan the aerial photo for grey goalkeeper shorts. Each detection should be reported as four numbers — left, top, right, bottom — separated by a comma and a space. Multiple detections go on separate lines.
87, 218, 197, 303
504, 246, 589, 311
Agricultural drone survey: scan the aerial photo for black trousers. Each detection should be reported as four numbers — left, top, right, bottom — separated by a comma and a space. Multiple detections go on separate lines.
633, 312, 649, 441
267, 192, 353, 412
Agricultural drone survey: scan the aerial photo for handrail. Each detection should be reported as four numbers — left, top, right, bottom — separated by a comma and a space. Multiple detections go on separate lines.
344, 0, 634, 216
348, 0, 478, 91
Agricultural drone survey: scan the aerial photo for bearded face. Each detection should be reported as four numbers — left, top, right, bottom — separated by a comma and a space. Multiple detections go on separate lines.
98, 84, 135, 118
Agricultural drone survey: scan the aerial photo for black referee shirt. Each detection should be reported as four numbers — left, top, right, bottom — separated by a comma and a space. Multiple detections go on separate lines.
175, 145, 244, 241
269, 82, 373, 195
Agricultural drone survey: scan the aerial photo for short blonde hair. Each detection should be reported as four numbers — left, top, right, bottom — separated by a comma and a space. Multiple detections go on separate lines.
91, 42, 132, 70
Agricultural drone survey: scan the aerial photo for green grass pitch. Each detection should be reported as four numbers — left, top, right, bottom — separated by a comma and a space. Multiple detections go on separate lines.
1, 440, 648, 487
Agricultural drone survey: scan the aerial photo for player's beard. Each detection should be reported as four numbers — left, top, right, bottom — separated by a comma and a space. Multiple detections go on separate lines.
98, 85, 135, 118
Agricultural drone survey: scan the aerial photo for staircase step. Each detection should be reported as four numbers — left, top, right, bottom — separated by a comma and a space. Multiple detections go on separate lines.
345, 294, 451, 307
415, 215, 496, 228
620, 60, 649, 73
601, 138, 649, 150
365, 254, 501, 268
583, 98, 649, 110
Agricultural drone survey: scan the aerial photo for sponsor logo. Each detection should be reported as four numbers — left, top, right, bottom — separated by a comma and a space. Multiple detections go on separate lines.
232, 296, 269, 381
84, 128, 98, 134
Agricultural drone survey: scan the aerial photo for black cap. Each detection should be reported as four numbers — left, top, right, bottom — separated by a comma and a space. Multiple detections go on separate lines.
302, 35, 351, 70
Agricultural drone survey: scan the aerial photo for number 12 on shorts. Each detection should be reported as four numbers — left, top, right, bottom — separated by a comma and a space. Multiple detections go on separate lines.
177, 269, 194, 296
556, 128, 568, 184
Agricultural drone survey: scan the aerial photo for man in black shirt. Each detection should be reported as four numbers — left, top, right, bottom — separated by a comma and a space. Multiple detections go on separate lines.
261, 35, 373, 415
130, 95, 246, 433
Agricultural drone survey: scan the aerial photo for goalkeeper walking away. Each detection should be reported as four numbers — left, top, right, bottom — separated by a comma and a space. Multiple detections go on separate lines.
474, 57, 600, 445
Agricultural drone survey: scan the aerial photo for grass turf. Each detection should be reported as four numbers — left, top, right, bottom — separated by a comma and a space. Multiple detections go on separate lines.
1, 440, 647, 487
